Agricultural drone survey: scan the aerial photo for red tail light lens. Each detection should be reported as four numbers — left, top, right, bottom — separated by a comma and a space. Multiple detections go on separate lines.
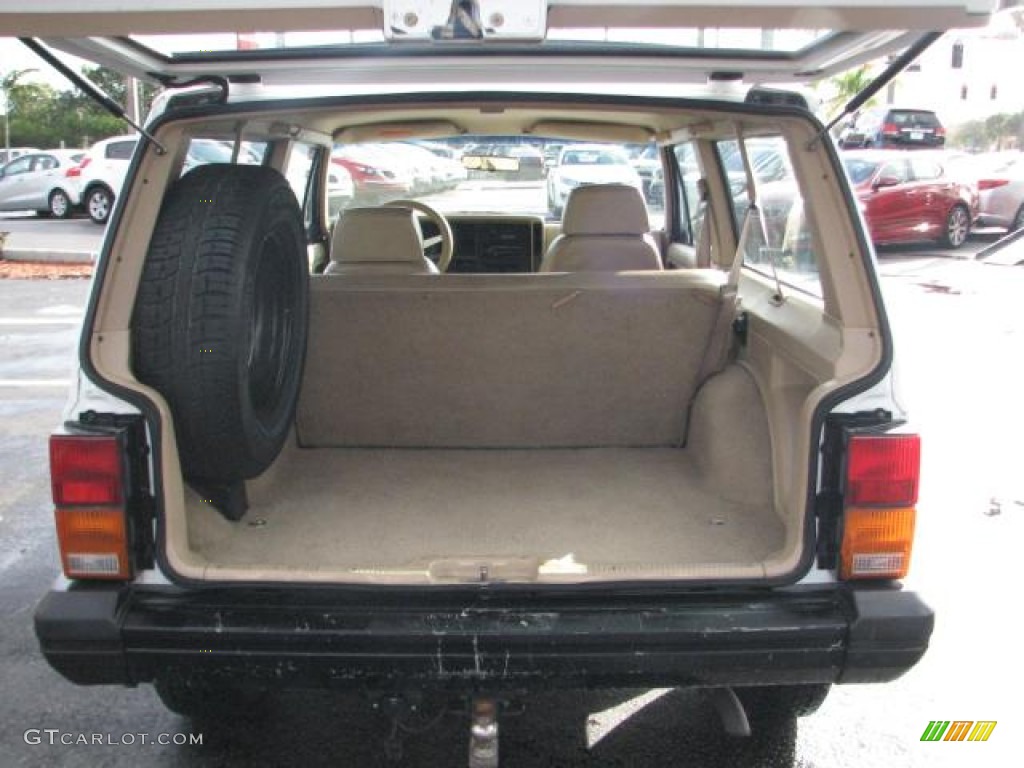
935, 126, 946, 137
977, 179, 1009, 191
845, 434, 920, 507
50, 434, 124, 506
882, 122, 899, 136
50, 432, 132, 580
65, 166, 81, 178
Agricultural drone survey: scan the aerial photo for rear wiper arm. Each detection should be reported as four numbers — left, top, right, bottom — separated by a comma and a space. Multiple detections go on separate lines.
810, 31, 942, 149
19, 37, 166, 155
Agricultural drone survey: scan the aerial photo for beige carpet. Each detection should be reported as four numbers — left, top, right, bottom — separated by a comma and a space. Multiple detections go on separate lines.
194, 448, 783, 576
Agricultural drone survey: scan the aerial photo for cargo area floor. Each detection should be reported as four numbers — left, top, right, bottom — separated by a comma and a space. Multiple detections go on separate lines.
189, 448, 784, 578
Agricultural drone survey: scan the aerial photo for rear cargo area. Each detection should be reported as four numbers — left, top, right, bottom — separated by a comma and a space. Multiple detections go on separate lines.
189, 446, 783, 580
177, 271, 797, 583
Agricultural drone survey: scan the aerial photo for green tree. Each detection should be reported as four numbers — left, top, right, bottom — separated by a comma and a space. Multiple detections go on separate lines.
2, 65, 160, 150
824, 66, 878, 116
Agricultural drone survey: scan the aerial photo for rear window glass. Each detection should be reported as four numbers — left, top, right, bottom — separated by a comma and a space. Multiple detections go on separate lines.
889, 111, 940, 128
560, 149, 629, 166
105, 141, 136, 160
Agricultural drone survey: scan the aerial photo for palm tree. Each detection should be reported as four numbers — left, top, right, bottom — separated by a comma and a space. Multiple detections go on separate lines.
825, 66, 877, 116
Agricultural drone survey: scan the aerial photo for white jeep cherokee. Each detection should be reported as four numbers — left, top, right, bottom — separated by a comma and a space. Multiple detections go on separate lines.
2, 1, 995, 764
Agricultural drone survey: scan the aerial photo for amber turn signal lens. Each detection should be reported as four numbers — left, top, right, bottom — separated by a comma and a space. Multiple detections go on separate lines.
55, 507, 132, 580
840, 506, 916, 580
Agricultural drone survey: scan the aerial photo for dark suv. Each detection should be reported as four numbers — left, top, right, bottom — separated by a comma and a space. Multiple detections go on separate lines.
839, 107, 946, 149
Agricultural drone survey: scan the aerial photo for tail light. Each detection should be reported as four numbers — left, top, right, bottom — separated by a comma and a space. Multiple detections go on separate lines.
977, 179, 1009, 191
66, 156, 91, 178
935, 126, 946, 138
882, 122, 899, 136
49, 433, 132, 580
839, 433, 920, 580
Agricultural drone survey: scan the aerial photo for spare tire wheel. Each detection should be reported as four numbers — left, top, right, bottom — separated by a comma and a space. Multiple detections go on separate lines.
132, 164, 309, 489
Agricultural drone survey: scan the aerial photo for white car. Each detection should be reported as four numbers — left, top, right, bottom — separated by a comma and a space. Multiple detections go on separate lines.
0, 149, 85, 218
547, 144, 643, 217
7, 0, 995, 756
75, 134, 138, 224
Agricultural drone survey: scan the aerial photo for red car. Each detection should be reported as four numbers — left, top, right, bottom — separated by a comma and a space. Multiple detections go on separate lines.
842, 150, 977, 249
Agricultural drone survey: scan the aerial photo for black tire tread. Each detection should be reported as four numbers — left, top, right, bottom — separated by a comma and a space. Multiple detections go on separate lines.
132, 164, 308, 481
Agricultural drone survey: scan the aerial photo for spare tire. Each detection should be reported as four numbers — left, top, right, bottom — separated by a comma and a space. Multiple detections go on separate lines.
132, 164, 309, 482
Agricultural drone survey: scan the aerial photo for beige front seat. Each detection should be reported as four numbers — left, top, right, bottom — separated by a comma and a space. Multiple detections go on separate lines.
325, 207, 439, 275
541, 184, 661, 272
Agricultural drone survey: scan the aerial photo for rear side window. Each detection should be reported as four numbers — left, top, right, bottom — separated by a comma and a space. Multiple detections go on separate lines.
105, 141, 136, 160
714, 136, 821, 298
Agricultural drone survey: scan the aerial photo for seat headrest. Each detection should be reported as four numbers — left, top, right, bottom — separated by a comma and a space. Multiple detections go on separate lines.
562, 184, 650, 237
327, 207, 437, 274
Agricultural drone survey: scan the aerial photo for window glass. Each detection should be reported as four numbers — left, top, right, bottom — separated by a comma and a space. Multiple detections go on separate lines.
329, 136, 663, 228
3, 156, 32, 175
909, 157, 942, 181
878, 161, 909, 184
842, 157, 879, 185
284, 143, 317, 211
105, 141, 137, 160
714, 136, 821, 298
672, 142, 702, 245
180, 138, 268, 177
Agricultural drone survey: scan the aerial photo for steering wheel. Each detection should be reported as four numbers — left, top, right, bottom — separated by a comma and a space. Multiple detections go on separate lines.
383, 199, 454, 272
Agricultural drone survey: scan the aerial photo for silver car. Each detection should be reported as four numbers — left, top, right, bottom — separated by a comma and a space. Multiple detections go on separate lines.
0, 149, 85, 218
976, 156, 1024, 233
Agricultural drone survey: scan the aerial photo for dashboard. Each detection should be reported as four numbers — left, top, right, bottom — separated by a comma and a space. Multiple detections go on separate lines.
422, 215, 546, 273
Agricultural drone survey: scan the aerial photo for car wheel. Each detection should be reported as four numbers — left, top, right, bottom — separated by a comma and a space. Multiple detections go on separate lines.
132, 164, 309, 485
941, 204, 970, 249
48, 189, 73, 219
86, 186, 114, 224
1012, 204, 1024, 233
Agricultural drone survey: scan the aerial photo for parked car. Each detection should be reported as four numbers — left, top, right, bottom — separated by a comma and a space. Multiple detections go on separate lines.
0, 149, 85, 218
332, 144, 414, 204
838, 107, 946, 149
630, 143, 665, 205
327, 161, 355, 218
74, 134, 138, 224
479, 142, 546, 181
11, 0, 993, 760
974, 155, 1024, 233
0, 147, 40, 165
843, 149, 977, 248
546, 143, 643, 216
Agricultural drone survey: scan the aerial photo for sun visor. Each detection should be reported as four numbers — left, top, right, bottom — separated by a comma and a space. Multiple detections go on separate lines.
528, 121, 653, 144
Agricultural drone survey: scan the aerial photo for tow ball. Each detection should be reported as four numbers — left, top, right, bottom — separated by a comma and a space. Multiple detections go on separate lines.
376, 694, 503, 767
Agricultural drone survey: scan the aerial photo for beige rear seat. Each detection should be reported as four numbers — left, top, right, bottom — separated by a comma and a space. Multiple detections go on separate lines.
297, 271, 724, 448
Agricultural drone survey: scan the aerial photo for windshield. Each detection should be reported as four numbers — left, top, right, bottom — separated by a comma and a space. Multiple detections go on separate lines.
331, 136, 664, 226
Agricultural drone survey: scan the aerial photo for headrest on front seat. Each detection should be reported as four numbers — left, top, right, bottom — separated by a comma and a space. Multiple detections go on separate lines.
541, 184, 662, 272
561, 184, 652, 236
325, 207, 439, 275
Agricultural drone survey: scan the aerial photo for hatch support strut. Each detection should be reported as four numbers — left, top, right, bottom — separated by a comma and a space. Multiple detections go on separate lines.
18, 37, 166, 154
809, 31, 944, 150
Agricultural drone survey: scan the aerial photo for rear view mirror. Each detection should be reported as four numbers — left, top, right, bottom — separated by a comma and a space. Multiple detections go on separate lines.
462, 155, 521, 173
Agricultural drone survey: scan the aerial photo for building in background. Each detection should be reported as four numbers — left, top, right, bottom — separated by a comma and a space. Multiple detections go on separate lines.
888, 7, 1024, 129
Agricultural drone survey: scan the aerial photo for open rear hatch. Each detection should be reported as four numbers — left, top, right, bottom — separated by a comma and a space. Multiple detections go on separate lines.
4, 0, 993, 588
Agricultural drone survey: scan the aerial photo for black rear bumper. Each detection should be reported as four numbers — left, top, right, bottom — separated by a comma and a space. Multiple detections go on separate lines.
34, 583, 932, 691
